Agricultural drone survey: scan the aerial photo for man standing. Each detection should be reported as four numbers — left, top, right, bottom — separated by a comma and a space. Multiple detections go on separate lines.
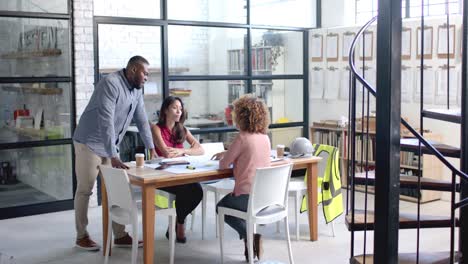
73, 56, 157, 250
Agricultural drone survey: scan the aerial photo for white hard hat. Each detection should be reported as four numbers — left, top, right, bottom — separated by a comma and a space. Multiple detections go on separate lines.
289, 137, 314, 158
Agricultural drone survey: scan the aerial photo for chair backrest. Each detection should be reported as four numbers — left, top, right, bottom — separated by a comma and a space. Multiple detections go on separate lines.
248, 163, 293, 216
201, 142, 224, 158
99, 165, 136, 213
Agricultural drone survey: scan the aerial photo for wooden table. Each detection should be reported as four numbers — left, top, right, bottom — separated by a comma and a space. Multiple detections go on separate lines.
101, 156, 321, 264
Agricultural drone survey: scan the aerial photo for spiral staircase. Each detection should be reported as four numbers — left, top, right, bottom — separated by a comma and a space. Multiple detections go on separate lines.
345, 2, 468, 263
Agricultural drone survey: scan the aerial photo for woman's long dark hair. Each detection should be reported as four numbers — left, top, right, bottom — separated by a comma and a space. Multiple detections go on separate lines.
157, 96, 187, 144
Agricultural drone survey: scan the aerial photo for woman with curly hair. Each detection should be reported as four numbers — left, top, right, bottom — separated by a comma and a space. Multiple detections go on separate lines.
212, 94, 271, 261
151, 96, 204, 243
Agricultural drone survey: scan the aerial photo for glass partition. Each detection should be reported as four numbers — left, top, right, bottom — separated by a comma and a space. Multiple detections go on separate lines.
168, 80, 248, 129
268, 126, 303, 149
0, 17, 70, 77
251, 29, 303, 75
0, 145, 73, 209
0, 83, 72, 144
198, 131, 239, 148
98, 23, 162, 117
252, 79, 303, 124
168, 25, 247, 76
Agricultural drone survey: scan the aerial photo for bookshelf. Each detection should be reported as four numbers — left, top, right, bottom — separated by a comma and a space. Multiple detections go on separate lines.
310, 122, 443, 203
227, 46, 274, 105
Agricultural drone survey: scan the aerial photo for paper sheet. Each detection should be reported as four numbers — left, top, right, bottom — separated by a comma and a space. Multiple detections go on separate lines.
417, 27, 433, 57
358, 32, 373, 60
401, 68, 413, 103
414, 69, 435, 103
324, 69, 340, 99
339, 69, 351, 100
310, 68, 324, 99
435, 68, 459, 104
311, 35, 323, 60
402, 29, 411, 59
342, 33, 355, 59
326, 35, 338, 60
364, 68, 376, 90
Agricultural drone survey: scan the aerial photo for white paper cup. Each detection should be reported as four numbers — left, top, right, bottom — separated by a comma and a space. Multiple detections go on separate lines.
276, 144, 285, 158
135, 153, 145, 168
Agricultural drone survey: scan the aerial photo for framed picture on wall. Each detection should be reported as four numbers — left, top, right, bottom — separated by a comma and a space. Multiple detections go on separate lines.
417, 26, 433, 59
326, 33, 339, 62
401, 27, 412, 60
310, 34, 323, 62
437, 24, 456, 59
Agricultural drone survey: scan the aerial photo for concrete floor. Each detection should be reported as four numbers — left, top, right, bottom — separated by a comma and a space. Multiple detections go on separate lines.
0, 192, 457, 264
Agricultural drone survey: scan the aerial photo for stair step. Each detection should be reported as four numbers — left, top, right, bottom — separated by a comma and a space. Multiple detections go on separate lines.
351, 251, 461, 264
400, 138, 460, 158
345, 210, 459, 231
422, 108, 461, 124
353, 171, 460, 192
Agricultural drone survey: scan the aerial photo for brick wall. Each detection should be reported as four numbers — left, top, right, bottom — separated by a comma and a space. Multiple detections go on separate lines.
73, 0, 94, 121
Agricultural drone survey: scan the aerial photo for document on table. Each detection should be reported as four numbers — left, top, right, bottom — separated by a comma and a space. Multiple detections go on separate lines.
144, 155, 220, 174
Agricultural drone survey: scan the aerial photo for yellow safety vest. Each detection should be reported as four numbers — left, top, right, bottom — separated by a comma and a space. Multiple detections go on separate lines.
155, 195, 172, 208
300, 144, 343, 223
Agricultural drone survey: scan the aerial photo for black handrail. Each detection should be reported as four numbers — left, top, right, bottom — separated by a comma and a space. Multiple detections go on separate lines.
348, 16, 468, 190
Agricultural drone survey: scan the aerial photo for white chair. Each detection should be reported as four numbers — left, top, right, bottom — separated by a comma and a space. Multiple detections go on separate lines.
99, 166, 176, 264
199, 142, 231, 239
218, 163, 295, 264
285, 148, 336, 240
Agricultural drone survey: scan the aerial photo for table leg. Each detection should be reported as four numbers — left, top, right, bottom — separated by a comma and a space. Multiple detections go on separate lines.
101, 174, 110, 256
142, 186, 155, 264
306, 162, 318, 241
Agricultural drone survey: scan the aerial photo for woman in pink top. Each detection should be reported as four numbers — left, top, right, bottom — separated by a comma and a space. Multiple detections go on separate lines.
151, 96, 204, 243
213, 95, 271, 261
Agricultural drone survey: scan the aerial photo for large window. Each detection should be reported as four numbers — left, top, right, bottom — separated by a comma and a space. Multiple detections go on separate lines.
94, 0, 160, 19
168, 0, 246, 24
95, 0, 313, 148
356, 0, 462, 24
251, 0, 317, 27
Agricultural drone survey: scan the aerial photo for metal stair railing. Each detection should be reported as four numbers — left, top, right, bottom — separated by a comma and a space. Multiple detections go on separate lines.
347, 15, 468, 263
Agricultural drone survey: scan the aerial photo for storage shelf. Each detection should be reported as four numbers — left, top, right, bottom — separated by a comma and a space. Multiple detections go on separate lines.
343, 158, 422, 170
1, 48, 62, 59
2, 86, 63, 95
